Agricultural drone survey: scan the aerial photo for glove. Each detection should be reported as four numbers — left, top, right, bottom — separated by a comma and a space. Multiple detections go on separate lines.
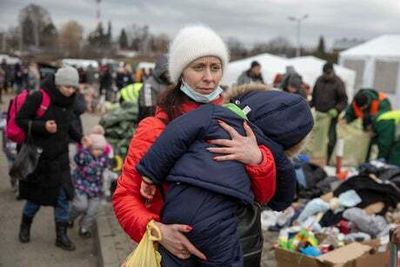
327, 108, 338, 118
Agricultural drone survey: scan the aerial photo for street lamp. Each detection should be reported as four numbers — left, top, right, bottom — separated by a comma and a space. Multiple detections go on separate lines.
288, 14, 309, 57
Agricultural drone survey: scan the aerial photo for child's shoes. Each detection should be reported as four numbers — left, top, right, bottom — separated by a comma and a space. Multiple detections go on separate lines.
79, 227, 92, 238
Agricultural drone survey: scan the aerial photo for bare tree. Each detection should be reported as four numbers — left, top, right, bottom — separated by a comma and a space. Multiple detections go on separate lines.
226, 37, 248, 60
18, 4, 57, 51
251, 37, 295, 57
150, 33, 169, 53
41, 23, 58, 50
119, 28, 128, 49
106, 21, 112, 44
128, 24, 150, 52
87, 22, 112, 49
2, 27, 21, 53
59, 21, 83, 57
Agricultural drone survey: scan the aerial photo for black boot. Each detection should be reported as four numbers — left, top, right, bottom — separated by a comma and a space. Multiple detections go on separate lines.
19, 215, 33, 243
55, 222, 76, 251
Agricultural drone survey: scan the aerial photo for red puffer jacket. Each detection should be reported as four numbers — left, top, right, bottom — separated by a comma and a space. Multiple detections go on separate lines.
112, 99, 276, 242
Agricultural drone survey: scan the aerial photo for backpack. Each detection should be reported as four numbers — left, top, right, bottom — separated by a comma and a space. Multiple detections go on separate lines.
6, 89, 50, 143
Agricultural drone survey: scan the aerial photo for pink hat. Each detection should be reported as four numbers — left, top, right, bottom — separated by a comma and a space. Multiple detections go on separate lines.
89, 134, 107, 150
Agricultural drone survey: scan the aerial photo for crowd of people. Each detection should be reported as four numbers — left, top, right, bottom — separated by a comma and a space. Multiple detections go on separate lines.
1, 23, 400, 266
0, 60, 41, 102
13, 66, 111, 250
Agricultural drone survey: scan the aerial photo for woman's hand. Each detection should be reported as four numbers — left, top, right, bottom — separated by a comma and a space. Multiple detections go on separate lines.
207, 120, 262, 165
154, 221, 207, 261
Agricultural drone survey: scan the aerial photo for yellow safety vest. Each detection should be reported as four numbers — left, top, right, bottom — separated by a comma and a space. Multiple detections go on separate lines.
377, 110, 400, 140
120, 83, 143, 103
377, 110, 400, 123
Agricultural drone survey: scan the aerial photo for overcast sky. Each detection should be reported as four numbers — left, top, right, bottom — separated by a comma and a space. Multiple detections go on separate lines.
1, 0, 400, 48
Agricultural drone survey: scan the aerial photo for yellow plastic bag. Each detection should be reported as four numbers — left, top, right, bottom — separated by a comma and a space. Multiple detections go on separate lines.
125, 220, 162, 267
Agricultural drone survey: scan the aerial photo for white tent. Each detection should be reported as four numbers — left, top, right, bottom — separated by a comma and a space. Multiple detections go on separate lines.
222, 53, 287, 86
61, 58, 99, 69
287, 56, 356, 98
223, 54, 356, 98
136, 61, 155, 71
339, 35, 400, 107
0, 54, 21, 65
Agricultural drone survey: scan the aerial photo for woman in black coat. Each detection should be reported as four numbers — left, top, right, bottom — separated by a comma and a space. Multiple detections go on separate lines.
16, 66, 83, 251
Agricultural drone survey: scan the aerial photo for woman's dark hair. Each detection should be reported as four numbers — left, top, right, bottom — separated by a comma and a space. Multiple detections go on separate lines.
157, 80, 189, 123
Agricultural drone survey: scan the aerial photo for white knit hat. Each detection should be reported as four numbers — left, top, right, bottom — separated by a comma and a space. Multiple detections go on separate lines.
168, 25, 230, 84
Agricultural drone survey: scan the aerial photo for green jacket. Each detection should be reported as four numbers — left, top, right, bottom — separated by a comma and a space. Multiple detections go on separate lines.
345, 88, 391, 123
373, 110, 400, 165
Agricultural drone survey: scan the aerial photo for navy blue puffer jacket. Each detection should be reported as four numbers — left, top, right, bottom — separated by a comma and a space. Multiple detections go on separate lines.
137, 90, 313, 211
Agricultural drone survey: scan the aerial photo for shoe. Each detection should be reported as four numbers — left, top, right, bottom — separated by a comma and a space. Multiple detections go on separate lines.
55, 222, 76, 251
79, 227, 92, 239
16, 191, 22, 200
67, 220, 74, 228
19, 215, 33, 243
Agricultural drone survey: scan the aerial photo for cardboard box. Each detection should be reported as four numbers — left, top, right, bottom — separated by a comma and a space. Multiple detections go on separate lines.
275, 242, 386, 267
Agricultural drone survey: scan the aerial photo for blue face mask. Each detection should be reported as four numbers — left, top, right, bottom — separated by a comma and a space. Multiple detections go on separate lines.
180, 81, 223, 103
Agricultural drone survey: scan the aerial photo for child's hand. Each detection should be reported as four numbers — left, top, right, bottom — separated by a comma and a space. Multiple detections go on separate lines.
140, 179, 156, 200
81, 136, 91, 148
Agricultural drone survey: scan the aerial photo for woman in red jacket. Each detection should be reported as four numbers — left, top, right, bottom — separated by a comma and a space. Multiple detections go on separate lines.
112, 25, 276, 266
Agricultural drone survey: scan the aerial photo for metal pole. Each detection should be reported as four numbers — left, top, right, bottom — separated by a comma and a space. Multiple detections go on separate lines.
296, 20, 301, 57
288, 15, 308, 58
1, 33, 5, 52
33, 16, 39, 47
96, 0, 101, 25
19, 24, 23, 52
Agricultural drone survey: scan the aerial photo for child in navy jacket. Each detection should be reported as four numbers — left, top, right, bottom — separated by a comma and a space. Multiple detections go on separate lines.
137, 87, 313, 266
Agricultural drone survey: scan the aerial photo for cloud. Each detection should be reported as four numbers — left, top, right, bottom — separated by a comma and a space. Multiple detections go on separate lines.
1, 0, 400, 48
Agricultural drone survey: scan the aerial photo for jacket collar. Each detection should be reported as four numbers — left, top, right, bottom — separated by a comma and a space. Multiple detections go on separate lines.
155, 95, 224, 122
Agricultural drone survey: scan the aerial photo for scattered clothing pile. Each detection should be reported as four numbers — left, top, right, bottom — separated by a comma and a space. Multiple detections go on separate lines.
262, 159, 400, 257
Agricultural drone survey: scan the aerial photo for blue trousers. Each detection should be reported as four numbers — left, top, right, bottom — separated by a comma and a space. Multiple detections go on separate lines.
22, 188, 69, 223
160, 184, 243, 267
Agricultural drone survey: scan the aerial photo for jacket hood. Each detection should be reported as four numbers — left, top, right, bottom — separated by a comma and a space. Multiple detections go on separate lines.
153, 54, 169, 80
41, 74, 76, 108
225, 84, 313, 150
223, 83, 271, 102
